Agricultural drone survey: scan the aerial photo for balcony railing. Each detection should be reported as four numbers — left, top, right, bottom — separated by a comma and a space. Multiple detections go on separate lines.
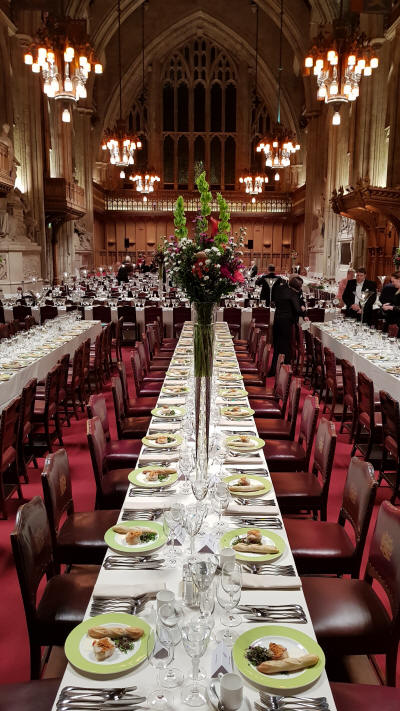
104, 192, 292, 215
44, 178, 86, 220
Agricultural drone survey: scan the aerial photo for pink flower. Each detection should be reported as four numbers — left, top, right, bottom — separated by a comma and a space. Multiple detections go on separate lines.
233, 269, 245, 283
210, 217, 219, 237
220, 265, 235, 282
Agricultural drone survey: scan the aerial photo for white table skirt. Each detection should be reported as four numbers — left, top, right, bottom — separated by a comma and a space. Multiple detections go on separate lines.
51, 321, 337, 711
0, 320, 101, 411
311, 323, 400, 399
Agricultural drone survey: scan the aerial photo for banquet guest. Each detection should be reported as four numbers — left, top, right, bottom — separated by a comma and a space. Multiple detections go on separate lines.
337, 268, 355, 305
381, 271, 400, 327
249, 260, 258, 278
342, 267, 376, 325
117, 256, 133, 283
270, 275, 307, 374
256, 264, 284, 307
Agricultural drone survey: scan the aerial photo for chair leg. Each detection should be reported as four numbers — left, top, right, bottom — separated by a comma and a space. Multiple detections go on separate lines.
386, 644, 398, 686
55, 413, 63, 446
64, 402, 71, 427
351, 423, 360, 456
45, 422, 53, 453
339, 401, 347, 433
30, 638, 42, 680
390, 463, 400, 505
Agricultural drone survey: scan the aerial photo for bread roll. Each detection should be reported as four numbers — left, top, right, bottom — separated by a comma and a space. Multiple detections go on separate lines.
229, 483, 264, 492
233, 542, 279, 554
257, 654, 319, 674
88, 626, 144, 640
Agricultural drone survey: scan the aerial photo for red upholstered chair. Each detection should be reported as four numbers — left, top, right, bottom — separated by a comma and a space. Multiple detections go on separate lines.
87, 393, 141, 468
65, 344, 84, 420
116, 360, 157, 416
323, 346, 343, 419
11, 496, 97, 679
87, 416, 133, 509
378, 390, 400, 503
17, 378, 37, 483
117, 305, 137, 346
144, 305, 163, 330
13, 304, 32, 328
311, 336, 325, 399
111, 375, 150, 439
246, 353, 285, 400
136, 340, 167, 381
145, 324, 173, 361
39, 305, 58, 324
234, 319, 255, 351
302, 501, 400, 686
252, 306, 270, 335
111, 316, 123, 364
223, 307, 241, 339
255, 377, 301, 440
41, 448, 118, 567
32, 364, 63, 454
331, 682, 400, 711
303, 328, 315, 384
306, 307, 325, 323
265, 393, 320, 473
339, 358, 358, 440
0, 679, 60, 711
284, 456, 377, 573
240, 338, 270, 382
235, 326, 260, 363
92, 304, 112, 323
250, 364, 292, 418
0, 395, 22, 519
131, 348, 161, 396
140, 331, 169, 371
239, 335, 266, 375
351, 371, 382, 462
173, 306, 192, 338
88, 331, 104, 393
271, 414, 335, 520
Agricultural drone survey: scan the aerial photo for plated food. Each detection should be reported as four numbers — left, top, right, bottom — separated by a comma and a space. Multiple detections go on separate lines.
151, 405, 185, 419
142, 432, 182, 449
104, 519, 166, 554
161, 384, 189, 394
128, 465, 178, 488
221, 405, 255, 419
219, 373, 243, 382
224, 474, 271, 497
64, 613, 151, 675
219, 527, 285, 562
233, 626, 325, 690
219, 388, 248, 400
166, 367, 189, 379
224, 434, 265, 452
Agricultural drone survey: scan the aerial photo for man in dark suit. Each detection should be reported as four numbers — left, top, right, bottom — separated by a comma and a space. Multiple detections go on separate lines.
382, 271, 400, 327
270, 275, 307, 374
256, 264, 284, 307
342, 267, 376, 325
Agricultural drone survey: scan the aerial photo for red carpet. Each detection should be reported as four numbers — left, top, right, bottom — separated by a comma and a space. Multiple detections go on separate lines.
0, 360, 398, 686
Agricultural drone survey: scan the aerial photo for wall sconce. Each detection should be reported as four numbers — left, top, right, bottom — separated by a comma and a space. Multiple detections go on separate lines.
147, 240, 155, 246
263, 242, 271, 248
282, 241, 291, 248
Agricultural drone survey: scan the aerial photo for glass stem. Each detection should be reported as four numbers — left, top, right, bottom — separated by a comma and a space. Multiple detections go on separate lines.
190, 533, 196, 556
192, 657, 200, 688
170, 533, 175, 559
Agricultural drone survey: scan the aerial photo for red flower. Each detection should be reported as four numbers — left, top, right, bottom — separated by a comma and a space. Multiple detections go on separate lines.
233, 269, 245, 283
220, 265, 235, 282
210, 217, 219, 237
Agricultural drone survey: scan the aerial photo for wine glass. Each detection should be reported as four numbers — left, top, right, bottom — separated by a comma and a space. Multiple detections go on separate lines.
163, 504, 183, 567
158, 602, 185, 687
180, 618, 212, 707
189, 554, 219, 618
147, 628, 173, 709
190, 476, 209, 501
179, 447, 194, 494
184, 504, 206, 557
216, 563, 242, 645
214, 481, 230, 532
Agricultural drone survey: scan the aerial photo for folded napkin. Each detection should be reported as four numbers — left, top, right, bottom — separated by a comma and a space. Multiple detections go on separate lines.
242, 572, 301, 590
220, 418, 253, 426
158, 397, 186, 405
139, 452, 180, 463
224, 454, 262, 465
224, 503, 277, 517
148, 422, 182, 432
93, 580, 166, 599
123, 497, 173, 511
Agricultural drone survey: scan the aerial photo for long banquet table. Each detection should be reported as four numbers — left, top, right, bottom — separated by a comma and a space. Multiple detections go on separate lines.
311, 322, 400, 399
51, 321, 336, 710
0, 319, 102, 410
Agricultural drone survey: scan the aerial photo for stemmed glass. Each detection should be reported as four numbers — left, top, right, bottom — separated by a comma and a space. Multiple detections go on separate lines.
190, 475, 209, 502
184, 504, 206, 556
158, 602, 185, 687
179, 446, 195, 494
216, 562, 242, 645
180, 618, 212, 707
189, 554, 219, 618
147, 628, 173, 709
163, 503, 183, 567
214, 481, 230, 532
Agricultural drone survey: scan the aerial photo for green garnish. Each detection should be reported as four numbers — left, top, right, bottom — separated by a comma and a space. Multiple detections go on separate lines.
158, 472, 169, 481
115, 636, 136, 654
232, 535, 246, 546
140, 531, 157, 543
246, 645, 273, 666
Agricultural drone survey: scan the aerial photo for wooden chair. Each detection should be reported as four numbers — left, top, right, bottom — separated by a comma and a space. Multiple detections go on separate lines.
250, 363, 292, 418
331, 682, 400, 711
41, 448, 118, 567
87, 416, 134, 509
65, 344, 84, 420
312, 336, 326, 399
11, 496, 96, 678
131, 348, 161, 397
117, 305, 137, 345
0, 679, 60, 711
31, 364, 63, 454
17, 378, 37, 483
339, 359, 358, 440
351, 371, 382, 463
284, 457, 377, 572
255, 377, 301, 440
111, 316, 123, 363
111, 375, 150, 439
265, 393, 320, 473
246, 352, 284, 400
323, 346, 343, 419
136, 340, 166, 381
303, 328, 315, 384
39, 305, 58, 324
0, 396, 22, 519
306, 307, 325, 323
223, 307, 241, 339
378, 390, 400, 503
92, 304, 112, 323
302, 501, 400, 686
173, 306, 192, 338
116, 361, 157, 416
88, 331, 104, 393
87, 393, 141, 468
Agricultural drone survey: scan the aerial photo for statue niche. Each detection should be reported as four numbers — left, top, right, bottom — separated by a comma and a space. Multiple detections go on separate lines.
74, 219, 92, 252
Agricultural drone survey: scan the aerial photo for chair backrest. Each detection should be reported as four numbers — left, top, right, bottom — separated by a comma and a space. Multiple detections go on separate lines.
299, 394, 320, 470
304, 329, 315, 362
286, 377, 302, 440
131, 348, 143, 391
117, 360, 131, 411
25, 315, 36, 329
18, 378, 37, 444
306, 307, 325, 323
0, 395, 21, 471
341, 359, 357, 409
117, 305, 136, 323
42, 449, 74, 552
275, 364, 293, 416
357, 371, 375, 431
13, 305, 31, 321
365, 501, 400, 629
0, 323, 9, 339
10, 496, 54, 628
223, 308, 241, 327
87, 416, 107, 492
380, 390, 400, 461
87, 393, 111, 441
255, 334, 267, 368
339, 456, 377, 576
259, 342, 272, 379
248, 326, 261, 359
313, 336, 324, 371
43, 364, 61, 418
92, 305, 111, 323
145, 306, 163, 328
70, 344, 83, 389
40, 305, 58, 324
252, 307, 270, 326
173, 306, 192, 326
272, 354, 285, 397
312, 416, 336, 501
111, 376, 125, 439
388, 323, 399, 338
324, 346, 337, 389
82, 338, 91, 374
136, 340, 149, 375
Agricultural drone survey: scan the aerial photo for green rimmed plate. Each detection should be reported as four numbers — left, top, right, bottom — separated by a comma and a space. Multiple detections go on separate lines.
221, 406, 255, 419
128, 465, 178, 488
104, 519, 167, 554
219, 388, 248, 400
224, 434, 265, 452
219, 527, 285, 562
161, 385, 189, 395
171, 358, 191, 366
218, 373, 243, 383
166, 367, 190, 379
64, 612, 152, 676
151, 405, 185, 419
0, 373, 11, 381
142, 432, 183, 449
223, 474, 271, 498
232, 625, 325, 691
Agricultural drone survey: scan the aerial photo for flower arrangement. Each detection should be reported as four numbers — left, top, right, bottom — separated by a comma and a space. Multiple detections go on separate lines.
394, 247, 400, 270
152, 244, 165, 280
163, 172, 246, 310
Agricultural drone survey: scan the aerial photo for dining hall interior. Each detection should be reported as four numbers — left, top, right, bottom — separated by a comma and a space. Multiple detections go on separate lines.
1, 0, 400, 709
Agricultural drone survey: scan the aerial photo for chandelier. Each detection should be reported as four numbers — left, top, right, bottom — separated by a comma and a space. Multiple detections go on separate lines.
129, 172, 160, 193
239, 174, 267, 194
255, 0, 300, 180
304, 4, 378, 124
101, 0, 141, 173
24, 15, 102, 103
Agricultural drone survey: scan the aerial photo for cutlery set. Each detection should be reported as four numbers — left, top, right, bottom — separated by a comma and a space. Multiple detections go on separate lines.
229, 516, 283, 529
103, 555, 164, 570
128, 488, 175, 498
90, 592, 153, 617
233, 497, 276, 506
121, 508, 163, 521
243, 562, 296, 576
56, 686, 146, 710
256, 692, 330, 710
238, 603, 307, 623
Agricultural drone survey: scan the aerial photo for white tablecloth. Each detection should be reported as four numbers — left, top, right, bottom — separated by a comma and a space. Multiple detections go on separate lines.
311, 323, 400, 399
52, 321, 336, 711
0, 320, 101, 410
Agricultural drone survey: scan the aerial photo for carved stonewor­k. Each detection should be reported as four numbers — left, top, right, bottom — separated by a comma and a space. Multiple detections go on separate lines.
74, 219, 92, 251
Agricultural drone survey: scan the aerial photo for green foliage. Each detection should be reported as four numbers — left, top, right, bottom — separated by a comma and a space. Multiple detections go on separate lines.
215, 192, 230, 245
174, 195, 188, 241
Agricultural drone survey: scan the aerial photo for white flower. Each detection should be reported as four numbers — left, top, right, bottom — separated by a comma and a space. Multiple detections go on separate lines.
204, 275, 209, 281
205, 259, 211, 265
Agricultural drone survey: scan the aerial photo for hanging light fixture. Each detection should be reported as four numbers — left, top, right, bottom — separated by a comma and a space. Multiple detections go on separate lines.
129, 172, 160, 193
304, 0, 378, 125
101, 0, 141, 169
256, 0, 300, 171
239, 174, 268, 194
24, 14, 102, 103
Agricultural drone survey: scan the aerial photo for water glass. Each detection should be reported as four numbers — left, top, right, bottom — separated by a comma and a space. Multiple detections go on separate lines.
158, 602, 185, 687
189, 554, 219, 617
180, 618, 212, 707
214, 481, 230, 531
147, 629, 173, 709
163, 503, 183, 566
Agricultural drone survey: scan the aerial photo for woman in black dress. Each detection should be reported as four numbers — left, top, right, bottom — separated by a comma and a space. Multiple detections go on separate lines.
270, 275, 307, 374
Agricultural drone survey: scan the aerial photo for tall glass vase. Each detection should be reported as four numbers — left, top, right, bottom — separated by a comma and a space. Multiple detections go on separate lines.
193, 302, 215, 472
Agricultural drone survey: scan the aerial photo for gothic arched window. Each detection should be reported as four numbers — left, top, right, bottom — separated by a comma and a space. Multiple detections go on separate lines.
162, 38, 237, 190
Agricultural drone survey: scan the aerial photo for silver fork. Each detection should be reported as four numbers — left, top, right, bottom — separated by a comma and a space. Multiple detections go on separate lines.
259, 692, 329, 709
233, 497, 275, 506
121, 509, 163, 521
243, 563, 296, 576
128, 488, 175, 497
